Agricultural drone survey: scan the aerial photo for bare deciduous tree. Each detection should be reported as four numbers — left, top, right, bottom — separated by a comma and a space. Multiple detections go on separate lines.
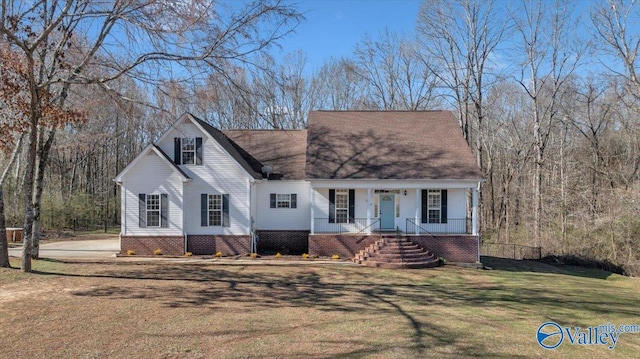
310, 57, 368, 110
417, 0, 507, 169
354, 29, 440, 110
510, 0, 583, 247
591, 0, 640, 97
0, 0, 302, 272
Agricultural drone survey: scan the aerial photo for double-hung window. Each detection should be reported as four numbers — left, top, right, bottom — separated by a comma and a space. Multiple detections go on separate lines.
421, 189, 447, 224
277, 194, 291, 208
208, 194, 222, 226
174, 137, 202, 165
329, 189, 354, 224
427, 190, 441, 223
269, 193, 298, 208
181, 138, 196, 165
146, 194, 161, 227
335, 189, 349, 223
138, 193, 168, 228
201, 193, 230, 227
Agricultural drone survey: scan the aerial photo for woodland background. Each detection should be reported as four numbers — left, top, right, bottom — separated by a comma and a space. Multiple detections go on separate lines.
1, 0, 640, 273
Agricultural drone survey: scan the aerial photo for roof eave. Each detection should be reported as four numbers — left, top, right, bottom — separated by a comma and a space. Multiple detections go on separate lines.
187, 114, 263, 180
305, 177, 484, 182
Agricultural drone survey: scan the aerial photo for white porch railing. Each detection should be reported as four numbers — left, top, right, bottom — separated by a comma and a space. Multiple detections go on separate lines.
405, 218, 472, 235
313, 218, 380, 234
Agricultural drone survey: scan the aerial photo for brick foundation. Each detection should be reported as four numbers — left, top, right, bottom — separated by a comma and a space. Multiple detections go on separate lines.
186, 235, 251, 255
256, 230, 310, 254
120, 233, 478, 262
409, 235, 479, 263
120, 236, 185, 256
309, 234, 380, 258
309, 234, 479, 263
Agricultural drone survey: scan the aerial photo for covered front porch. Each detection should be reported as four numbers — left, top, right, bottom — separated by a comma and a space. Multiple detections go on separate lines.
309, 181, 480, 236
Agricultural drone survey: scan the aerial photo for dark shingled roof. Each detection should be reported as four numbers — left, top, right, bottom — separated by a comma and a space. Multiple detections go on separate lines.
189, 113, 307, 180
223, 130, 308, 180
189, 115, 263, 179
305, 111, 482, 180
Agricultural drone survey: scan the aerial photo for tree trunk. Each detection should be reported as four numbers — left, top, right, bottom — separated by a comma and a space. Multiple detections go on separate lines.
0, 136, 24, 268
31, 128, 56, 259
534, 146, 542, 248
533, 101, 542, 248
0, 189, 9, 268
22, 117, 38, 272
504, 175, 511, 244
114, 113, 121, 225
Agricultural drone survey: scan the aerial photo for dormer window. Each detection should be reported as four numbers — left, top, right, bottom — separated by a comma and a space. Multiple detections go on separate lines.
174, 137, 202, 165
182, 138, 195, 164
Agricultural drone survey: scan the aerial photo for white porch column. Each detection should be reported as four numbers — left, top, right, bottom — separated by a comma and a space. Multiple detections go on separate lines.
472, 186, 479, 236
366, 188, 372, 234
310, 186, 315, 235
414, 188, 420, 235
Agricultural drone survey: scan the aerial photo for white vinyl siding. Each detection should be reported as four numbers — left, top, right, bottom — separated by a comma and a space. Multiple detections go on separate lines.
116, 119, 252, 236
120, 152, 183, 235
254, 181, 310, 230
182, 159, 250, 235
155, 120, 253, 235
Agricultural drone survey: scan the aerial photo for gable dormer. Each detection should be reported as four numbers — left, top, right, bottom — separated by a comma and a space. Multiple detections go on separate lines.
155, 113, 262, 180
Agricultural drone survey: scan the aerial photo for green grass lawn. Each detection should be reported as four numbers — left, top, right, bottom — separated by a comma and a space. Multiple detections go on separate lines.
1, 256, 638, 358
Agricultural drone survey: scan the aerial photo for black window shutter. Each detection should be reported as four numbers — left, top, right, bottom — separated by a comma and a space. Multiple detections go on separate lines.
174, 138, 181, 164
348, 189, 355, 223
138, 194, 146, 228
195, 137, 203, 165
291, 193, 297, 208
222, 194, 230, 227
441, 190, 448, 224
160, 193, 168, 228
328, 189, 335, 223
421, 190, 428, 223
201, 194, 208, 226
270, 193, 276, 208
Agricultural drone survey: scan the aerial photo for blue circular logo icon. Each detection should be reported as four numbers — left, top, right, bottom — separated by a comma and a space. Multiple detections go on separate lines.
537, 322, 564, 349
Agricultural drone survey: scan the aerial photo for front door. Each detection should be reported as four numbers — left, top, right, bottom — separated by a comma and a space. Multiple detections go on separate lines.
380, 194, 395, 230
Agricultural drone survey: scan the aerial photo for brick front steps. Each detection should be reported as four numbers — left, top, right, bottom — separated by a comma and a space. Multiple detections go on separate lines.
353, 235, 440, 269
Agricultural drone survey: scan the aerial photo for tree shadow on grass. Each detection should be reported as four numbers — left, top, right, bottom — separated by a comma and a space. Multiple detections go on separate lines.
481, 256, 616, 280
36, 261, 639, 357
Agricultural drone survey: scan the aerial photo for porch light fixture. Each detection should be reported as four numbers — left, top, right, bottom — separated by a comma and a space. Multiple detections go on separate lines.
404, 190, 407, 196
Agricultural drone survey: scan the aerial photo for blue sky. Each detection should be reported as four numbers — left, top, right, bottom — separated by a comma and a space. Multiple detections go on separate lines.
274, 0, 423, 72
270, 0, 615, 78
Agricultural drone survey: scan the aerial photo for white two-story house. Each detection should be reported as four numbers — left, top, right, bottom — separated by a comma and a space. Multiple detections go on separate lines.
114, 111, 483, 262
